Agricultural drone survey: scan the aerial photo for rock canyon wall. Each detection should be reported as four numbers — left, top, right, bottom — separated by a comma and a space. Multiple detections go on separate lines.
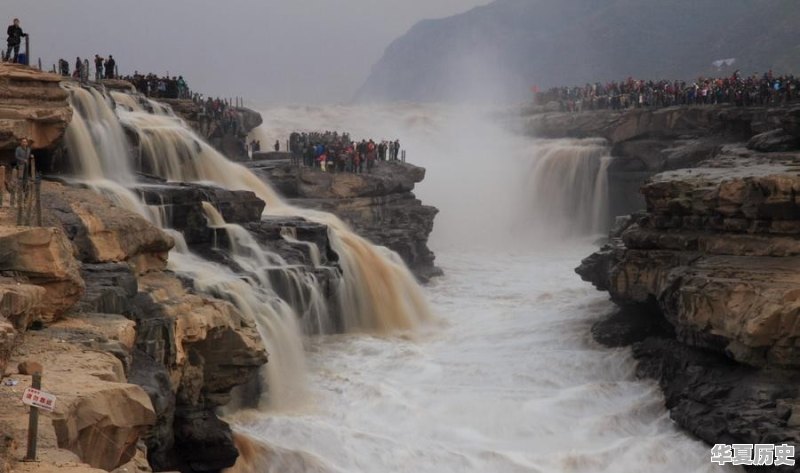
0, 64, 440, 473
524, 103, 800, 471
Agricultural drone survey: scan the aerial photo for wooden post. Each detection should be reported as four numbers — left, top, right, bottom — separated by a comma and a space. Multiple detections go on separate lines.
34, 178, 42, 227
0, 166, 4, 208
26, 158, 36, 226
9, 167, 16, 208
24, 35, 29, 66
24, 372, 41, 461
15, 168, 24, 226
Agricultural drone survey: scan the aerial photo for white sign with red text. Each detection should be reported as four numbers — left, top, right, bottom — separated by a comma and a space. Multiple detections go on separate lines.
21, 387, 56, 412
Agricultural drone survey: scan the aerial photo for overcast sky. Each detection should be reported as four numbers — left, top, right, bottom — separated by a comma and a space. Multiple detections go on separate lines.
5, 0, 488, 105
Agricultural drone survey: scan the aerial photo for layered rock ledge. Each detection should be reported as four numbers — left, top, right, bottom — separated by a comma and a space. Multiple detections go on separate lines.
576, 147, 800, 469
248, 159, 441, 281
0, 181, 286, 473
522, 104, 800, 219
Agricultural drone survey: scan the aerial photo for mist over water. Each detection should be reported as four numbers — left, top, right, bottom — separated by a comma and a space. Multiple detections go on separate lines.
239, 104, 739, 472
254, 104, 610, 247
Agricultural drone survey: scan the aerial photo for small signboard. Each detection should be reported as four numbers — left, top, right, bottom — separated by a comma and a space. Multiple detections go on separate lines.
21, 387, 56, 412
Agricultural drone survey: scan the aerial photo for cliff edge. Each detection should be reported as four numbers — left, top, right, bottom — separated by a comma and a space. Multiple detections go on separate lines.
544, 103, 800, 471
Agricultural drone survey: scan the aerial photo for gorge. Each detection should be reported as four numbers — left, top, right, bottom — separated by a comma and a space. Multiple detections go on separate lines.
0, 64, 438, 472
1, 59, 796, 473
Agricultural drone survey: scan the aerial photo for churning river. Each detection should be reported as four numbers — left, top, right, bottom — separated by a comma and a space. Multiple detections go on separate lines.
226, 104, 740, 473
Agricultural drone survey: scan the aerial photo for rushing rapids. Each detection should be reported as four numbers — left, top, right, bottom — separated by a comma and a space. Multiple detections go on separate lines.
61, 83, 432, 412
229, 103, 740, 473
60, 84, 737, 471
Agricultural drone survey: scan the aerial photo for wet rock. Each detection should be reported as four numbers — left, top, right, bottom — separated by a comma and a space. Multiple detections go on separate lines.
747, 129, 800, 152
136, 182, 265, 245
174, 409, 237, 472
129, 272, 267, 472
254, 160, 442, 281
128, 351, 175, 471
71, 263, 138, 317
591, 303, 674, 347
633, 337, 800, 473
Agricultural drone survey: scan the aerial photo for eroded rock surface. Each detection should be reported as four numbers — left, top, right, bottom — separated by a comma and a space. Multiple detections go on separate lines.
0, 225, 84, 323
251, 160, 441, 281
577, 150, 800, 463
0, 63, 71, 159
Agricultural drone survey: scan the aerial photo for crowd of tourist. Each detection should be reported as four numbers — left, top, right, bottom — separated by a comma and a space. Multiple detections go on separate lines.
287, 131, 403, 173
119, 72, 191, 99
57, 55, 116, 81
535, 71, 800, 112
194, 96, 249, 139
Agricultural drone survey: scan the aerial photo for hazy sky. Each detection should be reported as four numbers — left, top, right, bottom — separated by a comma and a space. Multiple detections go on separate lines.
5, 0, 488, 105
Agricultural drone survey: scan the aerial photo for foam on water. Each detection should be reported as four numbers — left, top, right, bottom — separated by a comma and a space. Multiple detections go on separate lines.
227, 103, 741, 472
228, 245, 737, 473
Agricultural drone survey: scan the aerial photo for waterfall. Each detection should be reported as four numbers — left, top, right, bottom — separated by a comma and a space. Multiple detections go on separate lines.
109, 92, 432, 332
525, 138, 612, 237
61, 82, 433, 410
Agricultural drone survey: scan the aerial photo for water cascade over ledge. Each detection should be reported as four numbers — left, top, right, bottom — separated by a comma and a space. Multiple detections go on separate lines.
61, 82, 433, 410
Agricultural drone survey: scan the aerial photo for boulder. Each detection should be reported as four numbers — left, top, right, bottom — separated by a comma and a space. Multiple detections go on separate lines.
44, 182, 174, 273
17, 360, 42, 375
0, 277, 45, 329
52, 382, 156, 471
0, 226, 84, 323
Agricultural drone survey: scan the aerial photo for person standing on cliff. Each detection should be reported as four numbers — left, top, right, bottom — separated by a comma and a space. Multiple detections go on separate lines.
5, 18, 27, 63
104, 55, 115, 79
94, 55, 104, 82
73, 57, 83, 80
15, 138, 32, 180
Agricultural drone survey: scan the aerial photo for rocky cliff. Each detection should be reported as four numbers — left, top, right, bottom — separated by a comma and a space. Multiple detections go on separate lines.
0, 65, 440, 473
0, 63, 71, 169
546, 104, 800, 470
160, 99, 262, 162
247, 159, 442, 281
0, 179, 341, 473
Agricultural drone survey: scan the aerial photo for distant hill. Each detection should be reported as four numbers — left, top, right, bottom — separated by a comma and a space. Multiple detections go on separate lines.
355, 0, 800, 103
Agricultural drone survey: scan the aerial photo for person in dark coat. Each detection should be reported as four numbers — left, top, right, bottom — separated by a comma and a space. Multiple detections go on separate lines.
74, 57, 83, 79
5, 19, 27, 63
104, 55, 116, 79
94, 55, 104, 81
